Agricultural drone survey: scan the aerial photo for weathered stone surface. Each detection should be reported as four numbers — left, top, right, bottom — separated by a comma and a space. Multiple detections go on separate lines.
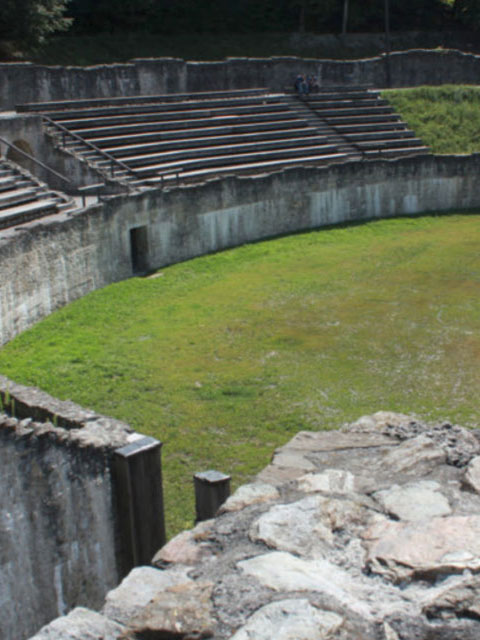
126, 581, 215, 639
219, 482, 280, 513
229, 598, 343, 640
364, 516, 480, 583
297, 469, 356, 494
464, 456, 480, 494
250, 494, 371, 558
346, 411, 415, 434
29, 607, 125, 639
421, 574, 480, 619
373, 481, 451, 521
152, 529, 213, 567
238, 551, 373, 620
380, 434, 446, 473
102, 566, 192, 625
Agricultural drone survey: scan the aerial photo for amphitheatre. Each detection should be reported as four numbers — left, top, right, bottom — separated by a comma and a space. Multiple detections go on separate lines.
1, 47, 480, 640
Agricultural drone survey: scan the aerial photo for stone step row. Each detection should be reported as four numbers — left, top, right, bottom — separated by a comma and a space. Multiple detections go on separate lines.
39, 93, 286, 121
120, 142, 347, 177
93, 135, 331, 169
0, 160, 75, 229
56, 101, 292, 129
62, 118, 314, 150
17, 87, 272, 112
77, 125, 319, 157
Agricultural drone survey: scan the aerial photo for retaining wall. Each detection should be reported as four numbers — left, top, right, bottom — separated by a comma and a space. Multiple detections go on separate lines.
1, 49, 480, 110
0, 375, 165, 640
1, 153, 479, 348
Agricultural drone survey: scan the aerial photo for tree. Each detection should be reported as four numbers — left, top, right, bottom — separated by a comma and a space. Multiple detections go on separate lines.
0, 0, 72, 49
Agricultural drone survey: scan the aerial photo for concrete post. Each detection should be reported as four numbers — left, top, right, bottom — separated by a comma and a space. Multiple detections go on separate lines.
113, 435, 166, 575
194, 470, 231, 522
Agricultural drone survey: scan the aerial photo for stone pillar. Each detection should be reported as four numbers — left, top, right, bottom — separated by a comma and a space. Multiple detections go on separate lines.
194, 470, 231, 522
113, 435, 166, 574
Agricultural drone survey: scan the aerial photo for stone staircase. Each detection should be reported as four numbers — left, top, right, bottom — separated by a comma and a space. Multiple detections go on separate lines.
297, 86, 429, 159
0, 159, 75, 229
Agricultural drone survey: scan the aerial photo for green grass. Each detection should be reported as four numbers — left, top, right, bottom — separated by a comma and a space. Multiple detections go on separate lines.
382, 85, 480, 154
1, 213, 479, 535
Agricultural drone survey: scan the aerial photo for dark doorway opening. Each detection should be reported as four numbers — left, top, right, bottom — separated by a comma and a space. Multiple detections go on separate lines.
130, 226, 149, 274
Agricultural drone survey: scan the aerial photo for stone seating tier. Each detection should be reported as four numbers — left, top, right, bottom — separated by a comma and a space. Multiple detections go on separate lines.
16, 87, 428, 187
0, 160, 74, 229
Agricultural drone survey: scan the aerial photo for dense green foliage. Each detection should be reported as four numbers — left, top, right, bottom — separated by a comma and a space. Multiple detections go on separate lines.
66, 0, 452, 35
0, 0, 71, 49
1, 214, 479, 535
383, 85, 480, 154
0, 0, 468, 59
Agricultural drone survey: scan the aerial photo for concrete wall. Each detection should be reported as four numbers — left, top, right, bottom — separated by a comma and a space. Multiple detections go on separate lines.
1, 49, 480, 110
0, 375, 165, 640
1, 153, 479, 348
0, 113, 124, 192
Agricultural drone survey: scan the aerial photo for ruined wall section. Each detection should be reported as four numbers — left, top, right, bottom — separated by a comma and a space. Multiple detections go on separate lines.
0, 376, 136, 640
1, 49, 480, 109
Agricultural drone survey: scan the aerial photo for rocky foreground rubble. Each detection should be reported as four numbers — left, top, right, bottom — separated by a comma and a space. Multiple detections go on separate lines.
32, 412, 480, 639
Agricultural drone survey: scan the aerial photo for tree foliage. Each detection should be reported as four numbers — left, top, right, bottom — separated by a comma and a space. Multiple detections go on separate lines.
66, 0, 454, 35
0, 0, 72, 48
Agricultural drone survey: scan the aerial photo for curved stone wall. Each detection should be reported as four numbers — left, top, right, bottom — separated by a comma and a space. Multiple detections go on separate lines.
1, 153, 479, 347
1, 49, 480, 109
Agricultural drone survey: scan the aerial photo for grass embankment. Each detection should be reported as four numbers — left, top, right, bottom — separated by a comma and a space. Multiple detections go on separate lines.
0, 214, 479, 535
383, 85, 480, 154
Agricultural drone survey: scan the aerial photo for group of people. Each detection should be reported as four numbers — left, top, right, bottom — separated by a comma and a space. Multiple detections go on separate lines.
294, 74, 320, 95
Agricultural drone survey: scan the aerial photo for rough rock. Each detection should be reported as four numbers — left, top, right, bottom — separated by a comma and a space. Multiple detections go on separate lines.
125, 581, 215, 639
29, 607, 125, 639
464, 456, 480, 494
364, 515, 480, 583
219, 482, 280, 513
296, 469, 356, 494
152, 529, 213, 566
237, 551, 373, 620
373, 481, 452, 521
381, 435, 446, 473
229, 598, 343, 640
250, 494, 371, 558
102, 565, 192, 625
421, 573, 480, 619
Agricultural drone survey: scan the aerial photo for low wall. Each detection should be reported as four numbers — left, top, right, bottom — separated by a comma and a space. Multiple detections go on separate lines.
0, 376, 165, 640
1, 49, 480, 110
1, 153, 479, 348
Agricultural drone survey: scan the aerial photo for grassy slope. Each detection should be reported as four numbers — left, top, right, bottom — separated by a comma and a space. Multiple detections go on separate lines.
383, 85, 480, 154
0, 214, 479, 535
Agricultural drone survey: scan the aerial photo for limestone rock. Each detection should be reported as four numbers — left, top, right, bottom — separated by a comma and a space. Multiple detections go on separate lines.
297, 469, 356, 494
345, 411, 415, 434
152, 529, 213, 567
102, 565, 192, 625
238, 551, 373, 620
380, 434, 446, 473
125, 581, 215, 639
229, 598, 343, 640
219, 482, 280, 513
364, 515, 480, 583
373, 481, 451, 521
421, 574, 480, 619
250, 495, 335, 556
464, 456, 480, 494
29, 607, 125, 639
250, 494, 372, 558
